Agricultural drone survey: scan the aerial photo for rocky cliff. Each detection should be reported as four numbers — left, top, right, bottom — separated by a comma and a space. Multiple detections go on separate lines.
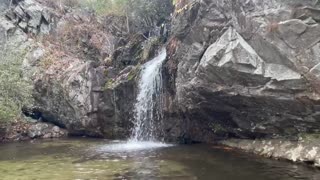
163, 0, 320, 142
162, 0, 320, 166
0, 0, 172, 139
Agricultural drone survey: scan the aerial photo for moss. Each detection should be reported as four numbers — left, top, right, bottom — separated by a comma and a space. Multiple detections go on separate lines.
104, 79, 115, 90
127, 70, 136, 81
211, 123, 227, 135
298, 133, 320, 142
127, 65, 141, 81
127, 73, 135, 81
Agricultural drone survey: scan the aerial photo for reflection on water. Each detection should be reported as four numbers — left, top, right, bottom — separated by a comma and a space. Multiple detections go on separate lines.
0, 138, 319, 180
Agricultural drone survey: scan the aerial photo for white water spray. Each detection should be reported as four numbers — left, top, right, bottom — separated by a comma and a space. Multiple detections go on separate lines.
130, 48, 167, 142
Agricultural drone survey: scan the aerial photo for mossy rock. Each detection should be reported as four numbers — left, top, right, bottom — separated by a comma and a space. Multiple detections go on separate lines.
104, 79, 115, 90
210, 123, 228, 136
127, 65, 141, 81
298, 133, 320, 142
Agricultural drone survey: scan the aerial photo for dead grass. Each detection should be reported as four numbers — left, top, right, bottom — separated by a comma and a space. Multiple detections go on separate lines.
40, 13, 114, 66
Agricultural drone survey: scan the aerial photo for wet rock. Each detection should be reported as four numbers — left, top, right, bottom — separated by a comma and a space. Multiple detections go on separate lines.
221, 138, 320, 167
28, 123, 49, 138
27, 123, 67, 139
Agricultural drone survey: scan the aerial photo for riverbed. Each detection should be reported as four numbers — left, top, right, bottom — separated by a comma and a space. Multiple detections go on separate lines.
0, 138, 319, 180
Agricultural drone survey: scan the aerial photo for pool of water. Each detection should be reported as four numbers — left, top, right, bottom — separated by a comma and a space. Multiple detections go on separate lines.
0, 138, 319, 180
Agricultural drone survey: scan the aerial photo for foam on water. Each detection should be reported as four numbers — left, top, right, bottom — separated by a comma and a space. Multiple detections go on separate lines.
98, 141, 173, 153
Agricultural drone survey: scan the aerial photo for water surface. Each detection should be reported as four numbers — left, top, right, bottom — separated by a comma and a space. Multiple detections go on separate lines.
0, 138, 319, 180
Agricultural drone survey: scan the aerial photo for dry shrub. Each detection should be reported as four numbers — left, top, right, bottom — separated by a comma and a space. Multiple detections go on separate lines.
174, 0, 191, 15
37, 0, 80, 10
41, 15, 114, 63
61, 0, 80, 8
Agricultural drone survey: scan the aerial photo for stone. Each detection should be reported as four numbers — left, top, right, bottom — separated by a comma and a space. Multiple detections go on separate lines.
27, 123, 49, 138
9, 0, 54, 34
18, 21, 27, 29
0, 17, 16, 33
221, 138, 320, 167
309, 63, 320, 78
163, 0, 320, 144
40, 23, 50, 34
27, 122, 67, 139
278, 19, 320, 49
52, 126, 60, 133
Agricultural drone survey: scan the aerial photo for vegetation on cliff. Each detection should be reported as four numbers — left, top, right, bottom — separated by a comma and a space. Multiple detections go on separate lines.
0, 47, 33, 123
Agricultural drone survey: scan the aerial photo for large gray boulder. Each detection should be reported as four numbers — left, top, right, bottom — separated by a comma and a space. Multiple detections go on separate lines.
163, 0, 320, 142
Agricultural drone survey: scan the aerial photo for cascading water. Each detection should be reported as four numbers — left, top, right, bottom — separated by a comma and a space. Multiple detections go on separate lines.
130, 48, 167, 142
100, 48, 172, 152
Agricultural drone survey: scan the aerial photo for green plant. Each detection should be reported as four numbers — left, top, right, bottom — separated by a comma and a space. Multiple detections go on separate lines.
127, 65, 141, 81
105, 79, 115, 90
80, 0, 129, 16
211, 123, 227, 135
0, 47, 33, 123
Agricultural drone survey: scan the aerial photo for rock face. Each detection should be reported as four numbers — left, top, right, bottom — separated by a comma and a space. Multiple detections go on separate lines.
3, 0, 167, 139
221, 138, 320, 167
5, 0, 54, 34
21, 37, 138, 138
0, 0, 135, 138
163, 0, 320, 142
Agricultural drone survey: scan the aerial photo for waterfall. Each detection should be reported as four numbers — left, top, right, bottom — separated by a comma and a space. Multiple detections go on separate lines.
99, 48, 171, 152
130, 48, 167, 142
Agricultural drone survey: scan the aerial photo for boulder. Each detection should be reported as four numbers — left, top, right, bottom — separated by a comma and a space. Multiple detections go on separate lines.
163, 0, 320, 142
27, 122, 67, 139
